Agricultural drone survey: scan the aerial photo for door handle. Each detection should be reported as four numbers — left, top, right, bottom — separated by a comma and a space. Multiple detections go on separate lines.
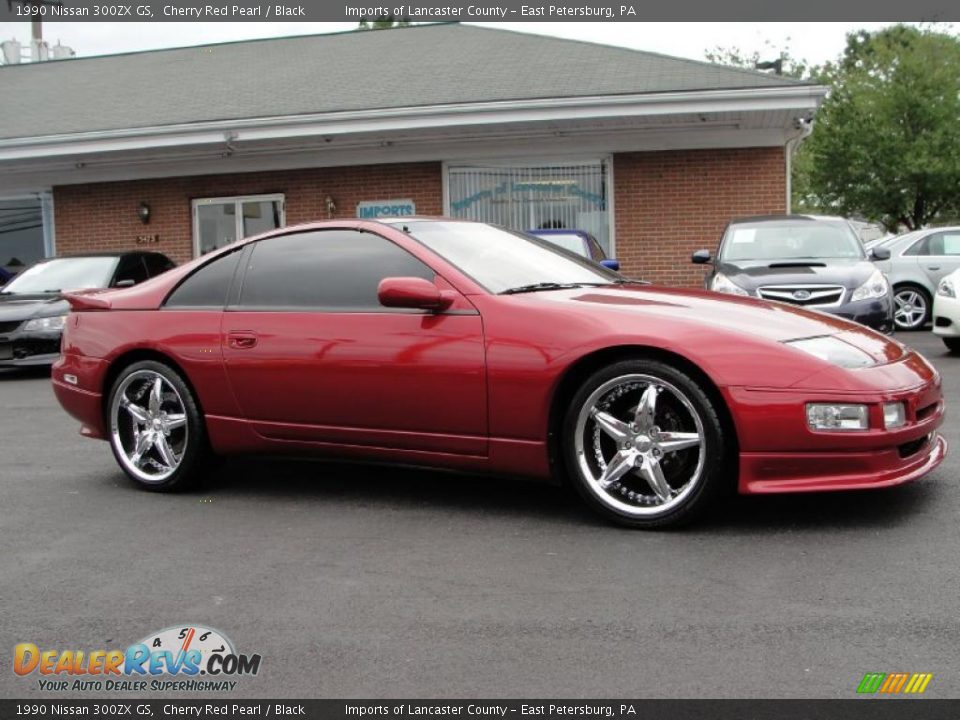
927, 266, 940, 271
228, 332, 258, 349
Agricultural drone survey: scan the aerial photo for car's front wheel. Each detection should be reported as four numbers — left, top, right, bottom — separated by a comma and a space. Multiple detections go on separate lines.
943, 338, 960, 354
562, 359, 728, 528
107, 360, 212, 491
893, 285, 931, 331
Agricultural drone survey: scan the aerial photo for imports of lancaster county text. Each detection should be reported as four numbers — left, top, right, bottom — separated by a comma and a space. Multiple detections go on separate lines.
343, 4, 641, 18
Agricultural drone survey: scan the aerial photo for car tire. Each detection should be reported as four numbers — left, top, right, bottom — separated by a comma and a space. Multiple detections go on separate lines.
943, 338, 960, 354
106, 360, 214, 492
893, 285, 931, 331
562, 358, 728, 529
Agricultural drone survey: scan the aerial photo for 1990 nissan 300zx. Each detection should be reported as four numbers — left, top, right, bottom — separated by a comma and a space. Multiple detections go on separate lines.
52, 219, 947, 528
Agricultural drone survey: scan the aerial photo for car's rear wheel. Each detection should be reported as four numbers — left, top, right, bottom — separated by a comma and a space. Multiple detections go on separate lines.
943, 338, 960, 354
562, 359, 728, 528
107, 360, 211, 492
893, 285, 930, 331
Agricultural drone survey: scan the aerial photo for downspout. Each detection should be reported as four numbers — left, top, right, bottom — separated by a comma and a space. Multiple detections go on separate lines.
784, 117, 814, 213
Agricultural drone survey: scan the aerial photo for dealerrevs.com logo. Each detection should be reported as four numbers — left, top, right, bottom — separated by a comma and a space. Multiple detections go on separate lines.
14, 625, 262, 692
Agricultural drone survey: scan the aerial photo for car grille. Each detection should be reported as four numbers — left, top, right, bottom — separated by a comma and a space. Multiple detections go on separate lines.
0, 320, 21, 334
757, 285, 845, 307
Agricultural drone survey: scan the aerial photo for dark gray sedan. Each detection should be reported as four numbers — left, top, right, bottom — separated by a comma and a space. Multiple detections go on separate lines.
692, 215, 894, 334
0, 252, 174, 367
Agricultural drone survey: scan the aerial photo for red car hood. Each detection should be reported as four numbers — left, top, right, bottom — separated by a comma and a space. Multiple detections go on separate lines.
533, 285, 906, 364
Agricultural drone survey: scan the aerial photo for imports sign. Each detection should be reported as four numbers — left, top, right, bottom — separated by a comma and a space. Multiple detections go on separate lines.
356, 199, 416, 219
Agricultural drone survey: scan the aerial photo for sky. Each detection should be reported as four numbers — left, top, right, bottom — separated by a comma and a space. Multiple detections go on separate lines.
0, 21, 927, 66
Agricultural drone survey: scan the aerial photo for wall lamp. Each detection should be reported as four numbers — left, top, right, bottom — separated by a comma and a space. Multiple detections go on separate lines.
325, 195, 336, 218
137, 201, 151, 224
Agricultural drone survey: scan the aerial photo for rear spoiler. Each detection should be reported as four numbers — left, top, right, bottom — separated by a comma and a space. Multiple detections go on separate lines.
63, 289, 112, 311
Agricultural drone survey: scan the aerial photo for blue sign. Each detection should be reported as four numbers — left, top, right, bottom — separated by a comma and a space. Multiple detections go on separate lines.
356, 199, 416, 218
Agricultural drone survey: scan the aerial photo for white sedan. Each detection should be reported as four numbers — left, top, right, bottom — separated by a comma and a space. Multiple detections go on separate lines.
933, 267, 960, 353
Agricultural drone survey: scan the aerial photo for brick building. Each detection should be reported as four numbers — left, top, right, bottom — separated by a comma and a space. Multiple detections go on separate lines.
0, 24, 825, 287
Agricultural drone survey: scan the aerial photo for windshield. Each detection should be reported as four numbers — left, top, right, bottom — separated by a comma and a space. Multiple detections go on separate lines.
394, 221, 619, 293
532, 233, 589, 257
2, 257, 118, 294
720, 221, 865, 262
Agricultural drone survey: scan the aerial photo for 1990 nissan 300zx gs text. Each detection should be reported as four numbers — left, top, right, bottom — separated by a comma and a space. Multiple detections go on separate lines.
52, 219, 947, 528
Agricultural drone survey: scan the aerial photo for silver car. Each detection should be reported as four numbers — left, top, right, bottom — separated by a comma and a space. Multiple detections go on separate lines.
873, 226, 960, 330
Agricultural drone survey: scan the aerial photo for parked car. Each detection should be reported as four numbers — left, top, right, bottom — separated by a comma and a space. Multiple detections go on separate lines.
52, 219, 944, 529
0, 252, 175, 367
933, 267, 960, 353
870, 226, 960, 331
527, 229, 620, 271
693, 215, 894, 334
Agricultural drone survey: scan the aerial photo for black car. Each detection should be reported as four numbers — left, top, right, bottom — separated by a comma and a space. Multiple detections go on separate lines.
692, 215, 894, 333
0, 252, 175, 367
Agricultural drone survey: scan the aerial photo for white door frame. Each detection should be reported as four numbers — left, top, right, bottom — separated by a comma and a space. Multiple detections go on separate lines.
191, 193, 286, 257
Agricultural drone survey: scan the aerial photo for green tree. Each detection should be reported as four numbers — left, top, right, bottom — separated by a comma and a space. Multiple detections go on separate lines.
358, 17, 411, 29
804, 25, 960, 230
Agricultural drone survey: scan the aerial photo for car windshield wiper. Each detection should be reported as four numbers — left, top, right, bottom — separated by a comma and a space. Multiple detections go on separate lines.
500, 282, 586, 295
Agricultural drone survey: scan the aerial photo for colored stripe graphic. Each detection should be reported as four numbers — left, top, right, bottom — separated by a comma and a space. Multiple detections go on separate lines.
858, 672, 932, 694
857, 673, 885, 694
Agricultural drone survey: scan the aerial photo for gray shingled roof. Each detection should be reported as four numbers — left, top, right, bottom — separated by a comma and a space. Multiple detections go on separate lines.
0, 23, 810, 141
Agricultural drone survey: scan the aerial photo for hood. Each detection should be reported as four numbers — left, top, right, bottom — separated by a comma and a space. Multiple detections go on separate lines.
717, 258, 878, 292
534, 284, 903, 360
0, 292, 69, 323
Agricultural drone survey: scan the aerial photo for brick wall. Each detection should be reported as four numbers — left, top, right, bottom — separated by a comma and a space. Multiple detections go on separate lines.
613, 147, 786, 287
53, 148, 785, 288
53, 162, 443, 265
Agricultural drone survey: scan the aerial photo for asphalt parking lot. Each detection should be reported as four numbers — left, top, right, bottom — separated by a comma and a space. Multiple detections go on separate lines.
1, 331, 958, 699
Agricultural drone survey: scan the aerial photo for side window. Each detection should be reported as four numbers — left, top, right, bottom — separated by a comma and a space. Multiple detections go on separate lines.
588, 236, 606, 261
145, 254, 175, 277
237, 230, 435, 311
114, 255, 149, 286
924, 232, 960, 256
904, 236, 930, 256
165, 249, 242, 308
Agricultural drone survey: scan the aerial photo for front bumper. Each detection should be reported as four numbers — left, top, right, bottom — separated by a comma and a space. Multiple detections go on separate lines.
0, 326, 62, 367
822, 295, 894, 334
727, 361, 946, 494
933, 293, 960, 338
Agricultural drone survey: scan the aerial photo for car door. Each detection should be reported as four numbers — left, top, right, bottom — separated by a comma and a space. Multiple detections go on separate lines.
913, 230, 960, 286
221, 228, 488, 456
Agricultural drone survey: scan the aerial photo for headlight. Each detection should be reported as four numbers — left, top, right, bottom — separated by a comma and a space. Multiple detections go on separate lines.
938, 278, 956, 298
883, 402, 906, 429
807, 403, 870, 431
784, 336, 875, 369
23, 315, 67, 332
850, 269, 890, 302
710, 273, 749, 296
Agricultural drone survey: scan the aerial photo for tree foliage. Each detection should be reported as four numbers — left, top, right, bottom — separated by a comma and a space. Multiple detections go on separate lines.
804, 25, 960, 230
707, 24, 960, 230
358, 18, 411, 29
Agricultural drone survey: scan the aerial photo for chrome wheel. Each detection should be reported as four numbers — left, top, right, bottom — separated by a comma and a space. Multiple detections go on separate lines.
109, 370, 189, 484
894, 288, 928, 330
573, 373, 706, 518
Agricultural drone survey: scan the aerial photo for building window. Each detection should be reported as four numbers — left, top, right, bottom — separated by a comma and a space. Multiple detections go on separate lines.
192, 194, 285, 257
0, 197, 46, 277
445, 160, 612, 253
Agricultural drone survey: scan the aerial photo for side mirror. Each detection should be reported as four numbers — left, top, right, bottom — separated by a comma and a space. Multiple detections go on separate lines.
691, 249, 713, 265
870, 247, 891, 261
114, 279, 137, 288
378, 277, 455, 312
600, 259, 620, 271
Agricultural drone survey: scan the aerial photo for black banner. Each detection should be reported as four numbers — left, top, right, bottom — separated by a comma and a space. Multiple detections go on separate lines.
3, 700, 960, 720
1, 0, 959, 22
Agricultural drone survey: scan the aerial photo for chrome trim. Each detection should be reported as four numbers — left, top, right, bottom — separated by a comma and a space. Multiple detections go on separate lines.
758, 283, 845, 308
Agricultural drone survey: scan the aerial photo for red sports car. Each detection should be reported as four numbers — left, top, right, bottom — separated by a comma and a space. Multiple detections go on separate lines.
52, 219, 947, 528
